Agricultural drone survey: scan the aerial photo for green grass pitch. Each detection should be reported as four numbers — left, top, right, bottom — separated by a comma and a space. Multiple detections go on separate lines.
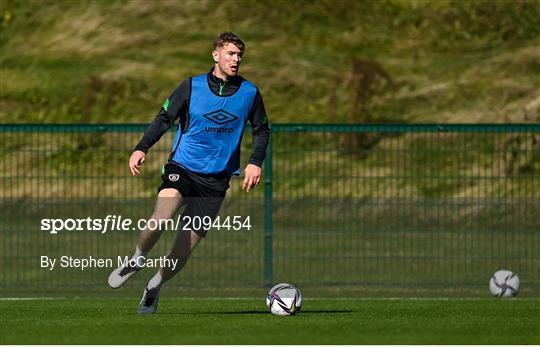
0, 298, 538, 344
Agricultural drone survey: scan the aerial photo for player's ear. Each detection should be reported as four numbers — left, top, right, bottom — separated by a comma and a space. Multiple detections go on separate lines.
212, 50, 219, 63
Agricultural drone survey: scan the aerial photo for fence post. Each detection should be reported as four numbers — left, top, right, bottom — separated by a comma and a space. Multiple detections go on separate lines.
263, 125, 273, 288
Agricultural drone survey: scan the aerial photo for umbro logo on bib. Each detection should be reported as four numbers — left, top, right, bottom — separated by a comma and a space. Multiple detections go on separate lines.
203, 110, 237, 134
168, 174, 180, 182
203, 109, 238, 125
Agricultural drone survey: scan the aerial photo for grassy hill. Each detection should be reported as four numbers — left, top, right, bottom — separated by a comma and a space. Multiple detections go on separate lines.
1, 0, 539, 124
1, 1, 539, 297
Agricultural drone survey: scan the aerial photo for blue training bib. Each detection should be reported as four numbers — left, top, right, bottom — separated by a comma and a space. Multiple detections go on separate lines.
170, 74, 257, 175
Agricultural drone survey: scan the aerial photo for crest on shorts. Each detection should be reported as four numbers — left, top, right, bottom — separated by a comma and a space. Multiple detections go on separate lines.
168, 173, 180, 182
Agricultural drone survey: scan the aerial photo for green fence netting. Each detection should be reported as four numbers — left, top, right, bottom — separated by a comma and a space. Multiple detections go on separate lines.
1, 124, 539, 297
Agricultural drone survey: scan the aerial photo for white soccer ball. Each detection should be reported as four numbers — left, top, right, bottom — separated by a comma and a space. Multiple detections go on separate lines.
489, 270, 520, 298
266, 283, 302, 316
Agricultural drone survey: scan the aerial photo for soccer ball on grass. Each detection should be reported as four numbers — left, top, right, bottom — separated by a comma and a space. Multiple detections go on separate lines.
489, 269, 520, 298
266, 283, 302, 316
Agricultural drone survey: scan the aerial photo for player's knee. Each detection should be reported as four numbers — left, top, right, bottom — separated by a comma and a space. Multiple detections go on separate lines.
158, 188, 182, 198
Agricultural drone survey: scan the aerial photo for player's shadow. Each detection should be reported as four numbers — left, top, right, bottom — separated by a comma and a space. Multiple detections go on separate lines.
159, 310, 268, 315
160, 309, 354, 315
213, 310, 271, 315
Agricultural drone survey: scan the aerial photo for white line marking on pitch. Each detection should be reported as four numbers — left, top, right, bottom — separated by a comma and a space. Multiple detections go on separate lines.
162, 297, 540, 301
0, 297, 65, 301
1, 297, 538, 301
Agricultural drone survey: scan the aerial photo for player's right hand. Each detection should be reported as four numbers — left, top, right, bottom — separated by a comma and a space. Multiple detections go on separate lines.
129, 150, 146, 176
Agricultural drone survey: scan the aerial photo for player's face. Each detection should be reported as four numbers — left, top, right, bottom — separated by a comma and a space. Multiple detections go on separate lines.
212, 43, 243, 79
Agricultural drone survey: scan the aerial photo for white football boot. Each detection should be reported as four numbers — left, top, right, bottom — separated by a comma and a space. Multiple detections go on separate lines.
107, 264, 141, 289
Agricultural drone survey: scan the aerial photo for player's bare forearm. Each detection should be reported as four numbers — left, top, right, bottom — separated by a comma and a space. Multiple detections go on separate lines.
242, 163, 261, 192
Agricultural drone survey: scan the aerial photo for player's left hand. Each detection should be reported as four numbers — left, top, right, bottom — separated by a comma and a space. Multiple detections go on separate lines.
242, 164, 262, 192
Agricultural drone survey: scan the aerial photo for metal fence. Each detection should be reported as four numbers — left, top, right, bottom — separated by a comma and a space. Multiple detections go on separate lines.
1, 124, 539, 297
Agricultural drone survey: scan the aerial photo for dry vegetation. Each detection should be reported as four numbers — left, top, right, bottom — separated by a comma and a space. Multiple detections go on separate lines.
0, 0, 539, 202
1, 0, 539, 123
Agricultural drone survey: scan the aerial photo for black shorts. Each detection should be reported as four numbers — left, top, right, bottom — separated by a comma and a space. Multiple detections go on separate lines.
158, 162, 229, 237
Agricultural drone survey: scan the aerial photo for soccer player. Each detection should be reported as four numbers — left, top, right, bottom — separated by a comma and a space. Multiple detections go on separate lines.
107, 32, 269, 314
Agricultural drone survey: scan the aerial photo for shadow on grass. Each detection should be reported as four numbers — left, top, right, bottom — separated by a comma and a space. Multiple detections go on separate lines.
301, 309, 354, 314
159, 309, 354, 315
